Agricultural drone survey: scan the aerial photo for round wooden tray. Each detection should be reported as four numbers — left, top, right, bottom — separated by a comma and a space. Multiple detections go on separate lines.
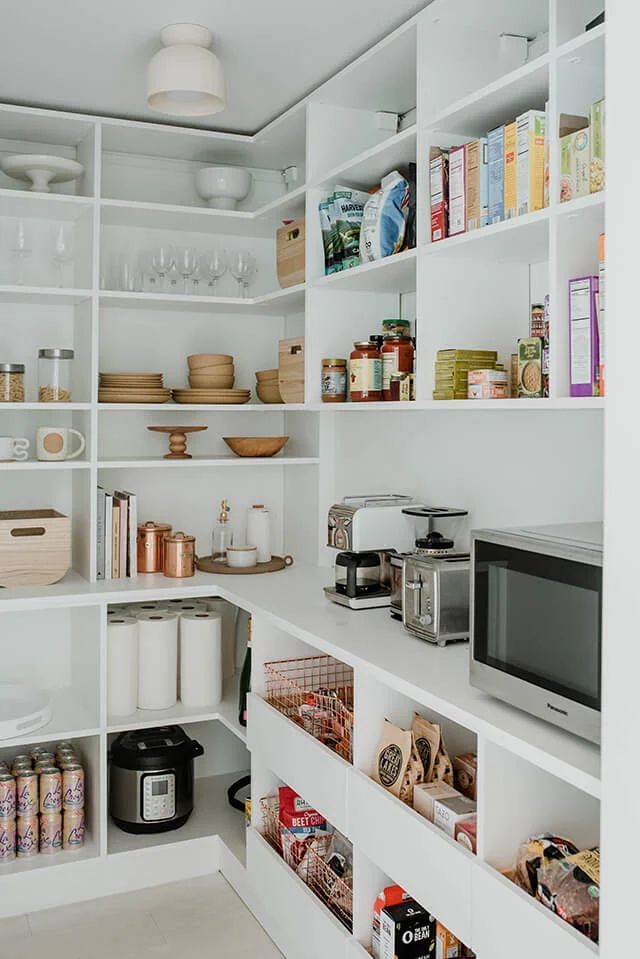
196, 554, 293, 575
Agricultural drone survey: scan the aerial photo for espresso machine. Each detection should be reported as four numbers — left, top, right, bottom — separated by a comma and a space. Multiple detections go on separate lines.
324, 495, 419, 609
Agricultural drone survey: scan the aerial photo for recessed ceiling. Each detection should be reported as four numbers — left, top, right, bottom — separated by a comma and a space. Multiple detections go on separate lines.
0, 0, 428, 133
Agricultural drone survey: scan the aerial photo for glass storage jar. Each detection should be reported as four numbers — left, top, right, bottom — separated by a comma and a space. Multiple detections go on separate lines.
381, 335, 413, 400
321, 358, 347, 403
38, 349, 74, 403
0, 364, 25, 402
349, 341, 381, 402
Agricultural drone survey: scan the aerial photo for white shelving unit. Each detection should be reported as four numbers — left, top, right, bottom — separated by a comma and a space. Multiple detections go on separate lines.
0, 0, 613, 956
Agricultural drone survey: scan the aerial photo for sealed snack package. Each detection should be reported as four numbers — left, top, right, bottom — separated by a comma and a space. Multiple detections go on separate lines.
536, 848, 600, 942
373, 719, 412, 798
412, 712, 441, 782
514, 834, 579, 896
399, 735, 424, 806
333, 186, 370, 269
360, 170, 410, 262
319, 199, 335, 274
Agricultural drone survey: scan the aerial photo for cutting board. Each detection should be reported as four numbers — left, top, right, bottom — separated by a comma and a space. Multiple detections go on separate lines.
278, 337, 305, 404
276, 218, 305, 288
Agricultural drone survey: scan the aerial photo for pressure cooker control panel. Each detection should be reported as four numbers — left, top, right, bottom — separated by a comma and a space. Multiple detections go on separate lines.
142, 772, 176, 821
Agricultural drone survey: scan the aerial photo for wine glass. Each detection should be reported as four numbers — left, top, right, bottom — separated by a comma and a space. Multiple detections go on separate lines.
11, 221, 32, 286
229, 251, 256, 298
52, 224, 73, 287
151, 245, 175, 292
203, 249, 228, 294
176, 247, 199, 294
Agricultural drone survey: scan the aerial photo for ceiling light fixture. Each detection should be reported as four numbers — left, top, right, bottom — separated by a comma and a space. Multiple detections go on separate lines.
146, 23, 225, 117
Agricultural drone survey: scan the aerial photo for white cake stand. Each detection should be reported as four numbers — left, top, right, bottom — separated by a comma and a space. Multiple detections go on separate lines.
0, 684, 51, 740
1, 154, 85, 193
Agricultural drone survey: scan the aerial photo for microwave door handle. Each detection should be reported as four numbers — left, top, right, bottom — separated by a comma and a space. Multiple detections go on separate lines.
406, 579, 421, 618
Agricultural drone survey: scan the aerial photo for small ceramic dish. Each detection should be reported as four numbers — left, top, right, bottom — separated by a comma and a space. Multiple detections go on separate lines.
226, 545, 258, 568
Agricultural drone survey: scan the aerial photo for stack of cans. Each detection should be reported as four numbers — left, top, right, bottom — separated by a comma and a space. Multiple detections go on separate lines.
0, 741, 85, 863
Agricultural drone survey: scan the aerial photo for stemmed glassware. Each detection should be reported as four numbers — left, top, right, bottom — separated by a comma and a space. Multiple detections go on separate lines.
204, 249, 228, 294
229, 251, 256, 298
11, 221, 32, 286
176, 247, 199, 293
151, 245, 175, 292
52, 224, 73, 287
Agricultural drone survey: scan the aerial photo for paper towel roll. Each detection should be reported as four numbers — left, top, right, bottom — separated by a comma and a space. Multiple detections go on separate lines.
107, 617, 139, 717
246, 506, 271, 563
204, 597, 238, 678
137, 611, 178, 710
130, 601, 170, 615
166, 598, 207, 611
179, 611, 223, 708
173, 601, 208, 614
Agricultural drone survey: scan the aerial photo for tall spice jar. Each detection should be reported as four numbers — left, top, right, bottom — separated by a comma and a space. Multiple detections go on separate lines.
0, 364, 25, 402
381, 335, 413, 401
349, 340, 381, 402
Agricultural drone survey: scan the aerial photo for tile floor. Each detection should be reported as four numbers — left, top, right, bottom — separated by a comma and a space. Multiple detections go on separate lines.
0, 874, 283, 959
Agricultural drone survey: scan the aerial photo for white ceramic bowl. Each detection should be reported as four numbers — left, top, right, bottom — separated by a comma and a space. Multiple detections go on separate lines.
195, 166, 252, 209
1, 154, 84, 192
226, 545, 257, 568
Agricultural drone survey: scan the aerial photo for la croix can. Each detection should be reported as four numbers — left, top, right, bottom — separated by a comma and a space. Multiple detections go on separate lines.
62, 765, 85, 809
16, 816, 39, 857
40, 767, 62, 813
16, 770, 39, 817
0, 772, 16, 820
40, 814, 63, 854
0, 818, 16, 862
63, 809, 85, 849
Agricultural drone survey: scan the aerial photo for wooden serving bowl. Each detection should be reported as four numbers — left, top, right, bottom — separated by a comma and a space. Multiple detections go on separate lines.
190, 363, 234, 376
257, 383, 283, 404
223, 436, 289, 457
187, 354, 233, 370
255, 368, 279, 382
189, 373, 235, 389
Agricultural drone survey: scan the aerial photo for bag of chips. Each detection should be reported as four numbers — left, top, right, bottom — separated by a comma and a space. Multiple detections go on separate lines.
360, 170, 410, 262
514, 834, 579, 896
536, 848, 600, 942
373, 719, 412, 798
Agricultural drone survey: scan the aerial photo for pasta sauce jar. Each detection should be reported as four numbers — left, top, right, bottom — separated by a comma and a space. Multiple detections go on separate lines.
349, 341, 381, 402
381, 335, 413, 400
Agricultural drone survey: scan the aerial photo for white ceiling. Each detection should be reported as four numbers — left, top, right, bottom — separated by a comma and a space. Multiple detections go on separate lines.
0, 0, 428, 133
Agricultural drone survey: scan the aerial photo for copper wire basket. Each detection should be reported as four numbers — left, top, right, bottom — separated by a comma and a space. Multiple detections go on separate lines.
264, 655, 354, 763
261, 796, 353, 930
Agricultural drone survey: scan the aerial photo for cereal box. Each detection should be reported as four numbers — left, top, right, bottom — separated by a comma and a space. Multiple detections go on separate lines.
560, 127, 590, 202
517, 337, 544, 398
503, 122, 517, 219
516, 110, 546, 214
590, 98, 605, 193
487, 125, 504, 224
448, 146, 466, 236
465, 138, 488, 231
569, 275, 600, 397
430, 148, 449, 242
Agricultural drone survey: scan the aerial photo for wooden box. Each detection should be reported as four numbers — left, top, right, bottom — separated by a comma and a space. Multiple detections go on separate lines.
278, 337, 305, 404
276, 218, 305, 288
0, 509, 71, 587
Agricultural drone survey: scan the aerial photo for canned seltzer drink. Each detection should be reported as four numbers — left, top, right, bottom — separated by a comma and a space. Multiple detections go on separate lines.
0, 818, 16, 862
11, 760, 32, 776
40, 813, 63, 854
12, 754, 31, 767
16, 770, 39, 816
30, 746, 49, 761
39, 767, 62, 814
34, 752, 56, 767
63, 808, 85, 849
16, 815, 39, 857
0, 772, 16, 820
62, 765, 84, 809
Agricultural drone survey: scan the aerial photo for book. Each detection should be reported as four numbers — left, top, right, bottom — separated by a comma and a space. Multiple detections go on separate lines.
504, 121, 517, 219
516, 110, 546, 215
111, 501, 121, 579
96, 487, 106, 580
569, 275, 600, 397
488, 125, 505, 224
448, 145, 466, 236
104, 492, 113, 580
116, 490, 138, 578
113, 492, 128, 580
429, 147, 449, 242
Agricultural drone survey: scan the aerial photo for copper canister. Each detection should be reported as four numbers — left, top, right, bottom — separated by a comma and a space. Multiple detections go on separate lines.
163, 531, 196, 578
137, 521, 172, 573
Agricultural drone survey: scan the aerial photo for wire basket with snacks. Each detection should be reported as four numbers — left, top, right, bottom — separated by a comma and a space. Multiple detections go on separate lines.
261, 786, 353, 931
264, 655, 354, 762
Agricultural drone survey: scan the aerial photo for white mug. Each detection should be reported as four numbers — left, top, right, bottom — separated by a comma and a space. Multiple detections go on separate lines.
36, 427, 85, 461
0, 436, 29, 461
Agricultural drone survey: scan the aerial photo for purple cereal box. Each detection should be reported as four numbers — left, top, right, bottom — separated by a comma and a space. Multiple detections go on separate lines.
569, 275, 600, 397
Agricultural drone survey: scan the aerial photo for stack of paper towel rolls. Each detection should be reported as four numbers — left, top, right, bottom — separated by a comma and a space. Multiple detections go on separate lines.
107, 604, 223, 716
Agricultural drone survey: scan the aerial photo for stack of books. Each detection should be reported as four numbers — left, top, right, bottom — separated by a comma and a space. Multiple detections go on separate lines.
96, 488, 137, 580
433, 349, 498, 400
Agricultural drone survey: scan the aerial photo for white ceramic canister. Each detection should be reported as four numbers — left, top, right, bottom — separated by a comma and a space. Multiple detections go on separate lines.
246, 505, 271, 563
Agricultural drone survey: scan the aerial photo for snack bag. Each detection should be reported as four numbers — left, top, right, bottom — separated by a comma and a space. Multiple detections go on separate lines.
319, 198, 335, 274
514, 834, 579, 896
360, 170, 410, 262
412, 712, 441, 782
399, 734, 424, 806
373, 720, 412, 798
536, 848, 600, 942
333, 186, 370, 269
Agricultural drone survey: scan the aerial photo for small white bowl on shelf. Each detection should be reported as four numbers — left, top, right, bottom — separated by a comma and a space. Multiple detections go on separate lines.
195, 166, 252, 209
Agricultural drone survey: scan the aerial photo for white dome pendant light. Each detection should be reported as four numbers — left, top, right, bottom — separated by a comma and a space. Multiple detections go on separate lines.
147, 24, 225, 117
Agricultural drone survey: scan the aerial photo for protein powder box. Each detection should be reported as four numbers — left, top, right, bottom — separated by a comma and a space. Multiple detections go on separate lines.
380, 901, 436, 958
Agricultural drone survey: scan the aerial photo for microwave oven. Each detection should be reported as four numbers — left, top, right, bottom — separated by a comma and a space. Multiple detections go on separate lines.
470, 522, 602, 744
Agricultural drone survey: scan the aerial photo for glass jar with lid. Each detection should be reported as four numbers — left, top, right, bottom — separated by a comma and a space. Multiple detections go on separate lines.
0, 364, 25, 402
349, 341, 382, 402
321, 358, 347, 403
38, 349, 74, 402
381, 335, 413, 400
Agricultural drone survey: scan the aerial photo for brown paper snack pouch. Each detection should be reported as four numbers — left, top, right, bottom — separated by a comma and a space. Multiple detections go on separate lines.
412, 712, 441, 782
373, 720, 412, 798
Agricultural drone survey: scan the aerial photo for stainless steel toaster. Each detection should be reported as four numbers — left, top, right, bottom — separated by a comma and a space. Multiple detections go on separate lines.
402, 553, 470, 645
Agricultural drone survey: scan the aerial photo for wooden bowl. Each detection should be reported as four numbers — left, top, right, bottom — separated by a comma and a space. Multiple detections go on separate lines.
189, 363, 234, 375
223, 436, 289, 457
255, 368, 279, 382
257, 383, 283, 404
188, 354, 233, 370
189, 373, 236, 389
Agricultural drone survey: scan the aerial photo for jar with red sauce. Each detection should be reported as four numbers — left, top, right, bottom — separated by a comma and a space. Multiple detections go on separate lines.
349, 341, 381, 402
381, 335, 413, 400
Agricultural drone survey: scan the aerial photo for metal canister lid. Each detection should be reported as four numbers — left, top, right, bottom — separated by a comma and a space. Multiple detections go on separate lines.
138, 521, 172, 531
0, 363, 25, 372
165, 530, 195, 543
38, 349, 74, 359
322, 358, 347, 366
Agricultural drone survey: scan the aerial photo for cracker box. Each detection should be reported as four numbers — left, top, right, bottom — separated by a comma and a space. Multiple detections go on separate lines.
517, 337, 544, 398
436, 921, 462, 959
380, 901, 436, 959
560, 127, 590, 202
448, 146, 466, 236
433, 795, 477, 838
516, 109, 546, 214
413, 781, 461, 823
430, 148, 449, 242
455, 817, 477, 854
590, 98, 605, 193
503, 121, 517, 219
465, 138, 488, 231
487, 124, 504, 224
453, 752, 477, 800
569, 275, 600, 397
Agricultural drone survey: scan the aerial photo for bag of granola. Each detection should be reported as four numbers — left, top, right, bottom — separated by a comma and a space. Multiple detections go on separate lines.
412, 713, 441, 782
373, 720, 412, 798
399, 734, 425, 806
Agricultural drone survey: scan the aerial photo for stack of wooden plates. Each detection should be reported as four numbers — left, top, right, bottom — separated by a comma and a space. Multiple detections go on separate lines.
99, 372, 171, 404
172, 388, 251, 405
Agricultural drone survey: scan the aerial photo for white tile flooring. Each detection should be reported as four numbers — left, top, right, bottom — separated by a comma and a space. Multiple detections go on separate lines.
0, 874, 283, 959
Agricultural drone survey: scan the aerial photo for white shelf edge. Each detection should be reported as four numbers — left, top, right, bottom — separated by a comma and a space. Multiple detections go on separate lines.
555, 23, 606, 61
0, 189, 95, 207
98, 285, 305, 310
555, 192, 606, 217
97, 403, 307, 412
312, 247, 416, 289
421, 207, 549, 254
0, 460, 91, 471
0, 286, 93, 301
97, 456, 320, 469
307, 398, 604, 411
0, 402, 92, 411
311, 124, 417, 188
